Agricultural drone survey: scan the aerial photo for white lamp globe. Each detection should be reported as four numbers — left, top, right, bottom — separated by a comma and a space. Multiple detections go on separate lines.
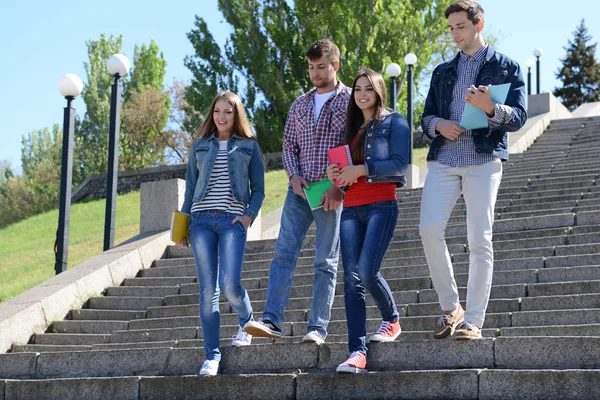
404, 53, 417, 66
385, 63, 401, 78
525, 58, 535, 69
58, 73, 84, 98
533, 48, 543, 58
107, 54, 131, 76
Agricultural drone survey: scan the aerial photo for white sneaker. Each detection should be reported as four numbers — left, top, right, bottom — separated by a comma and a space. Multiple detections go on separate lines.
231, 326, 252, 346
199, 360, 219, 376
303, 330, 325, 344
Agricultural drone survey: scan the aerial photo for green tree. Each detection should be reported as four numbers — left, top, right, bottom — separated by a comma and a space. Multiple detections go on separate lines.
20, 125, 62, 181
553, 19, 600, 110
164, 80, 198, 163
125, 39, 168, 100
0, 126, 63, 227
75, 34, 124, 185
120, 39, 171, 170
184, 0, 452, 152
0, 160, 13, 198
121, 86, 171, 169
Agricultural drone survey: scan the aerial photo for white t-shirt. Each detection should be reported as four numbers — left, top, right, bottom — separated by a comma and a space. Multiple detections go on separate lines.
314, 90, 335, 125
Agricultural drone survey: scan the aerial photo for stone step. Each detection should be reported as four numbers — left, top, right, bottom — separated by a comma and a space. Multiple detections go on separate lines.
500, 323, 600, 337
70, 309, 146, 321
3, 337, 600, 380
528, 279, 600, 297
521, 293, 600, 311
51, 321, 127, 335
87, 296, 163, 310
81, 264, 600, 319
33, 333, 111, 346
10, 345, 91, 353
6, 369, 600, 400
28, 293, 600, 350
511, 308, 600, 327
149, 233, 598, 280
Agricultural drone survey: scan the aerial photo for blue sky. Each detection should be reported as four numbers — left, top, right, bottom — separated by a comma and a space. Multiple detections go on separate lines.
1, 0, 598, 172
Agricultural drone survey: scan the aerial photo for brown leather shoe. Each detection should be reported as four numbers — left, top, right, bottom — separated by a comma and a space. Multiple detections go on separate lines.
455, 321, 482, 340
433, 305, 465, 339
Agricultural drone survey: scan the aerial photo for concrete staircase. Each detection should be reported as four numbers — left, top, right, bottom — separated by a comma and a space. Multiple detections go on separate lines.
2, 116, 600, 399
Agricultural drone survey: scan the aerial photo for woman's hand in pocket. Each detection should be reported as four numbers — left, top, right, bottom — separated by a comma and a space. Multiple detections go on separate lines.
231, 215, 252, 230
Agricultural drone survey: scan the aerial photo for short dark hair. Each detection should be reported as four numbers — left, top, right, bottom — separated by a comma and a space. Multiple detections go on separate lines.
444, 0, 484, 24
305, 40, 340, 64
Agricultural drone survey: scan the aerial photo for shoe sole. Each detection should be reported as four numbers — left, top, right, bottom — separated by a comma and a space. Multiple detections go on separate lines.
455, 333, 482, 340
369, 330, 401, 342
336, 365, 368, 374
302, 337, 325, 344
244, 324, 282, 339
231, 341, 252, 346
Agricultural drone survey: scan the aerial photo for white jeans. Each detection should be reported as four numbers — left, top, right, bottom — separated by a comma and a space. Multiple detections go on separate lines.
419, 160, 503, 328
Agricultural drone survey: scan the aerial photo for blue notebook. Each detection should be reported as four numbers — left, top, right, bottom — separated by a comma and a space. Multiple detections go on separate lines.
459, 83, 511, 130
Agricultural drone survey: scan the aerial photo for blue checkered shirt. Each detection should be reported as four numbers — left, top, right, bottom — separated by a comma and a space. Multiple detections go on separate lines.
428, 45, 511, 167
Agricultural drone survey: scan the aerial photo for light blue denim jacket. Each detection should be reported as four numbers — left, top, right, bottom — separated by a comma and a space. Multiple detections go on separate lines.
363, 112, 411, 188
181, 132, 265, 220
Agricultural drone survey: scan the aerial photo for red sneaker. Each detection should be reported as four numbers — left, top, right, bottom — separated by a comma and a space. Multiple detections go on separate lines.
369, 320, 401, 342
336, 351, 368, 374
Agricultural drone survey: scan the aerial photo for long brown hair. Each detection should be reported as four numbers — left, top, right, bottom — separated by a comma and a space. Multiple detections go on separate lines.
193, 91, 255, 140
343, 69, 388, 164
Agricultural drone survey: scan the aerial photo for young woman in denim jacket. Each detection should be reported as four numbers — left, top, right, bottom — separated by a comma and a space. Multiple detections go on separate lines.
326, 69, 410, 374
177, 91, 265, 376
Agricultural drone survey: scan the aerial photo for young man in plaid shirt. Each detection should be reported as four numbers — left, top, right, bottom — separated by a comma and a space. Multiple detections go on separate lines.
244, 40, 351, 343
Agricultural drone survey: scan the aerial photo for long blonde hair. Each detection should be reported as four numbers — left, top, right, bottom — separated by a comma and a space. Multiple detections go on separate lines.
193, 91, 255, 140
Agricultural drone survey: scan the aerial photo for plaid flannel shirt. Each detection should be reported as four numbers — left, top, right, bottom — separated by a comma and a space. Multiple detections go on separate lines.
282, 81, 351, 183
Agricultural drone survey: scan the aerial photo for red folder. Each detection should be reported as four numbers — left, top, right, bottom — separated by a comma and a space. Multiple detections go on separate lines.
327, 145, 353, 187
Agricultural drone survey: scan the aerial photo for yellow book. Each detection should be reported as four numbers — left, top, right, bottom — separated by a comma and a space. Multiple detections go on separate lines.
170, 211, 190, 246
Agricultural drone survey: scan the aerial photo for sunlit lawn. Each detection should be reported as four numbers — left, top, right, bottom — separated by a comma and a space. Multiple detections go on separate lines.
0, 152, 428, 303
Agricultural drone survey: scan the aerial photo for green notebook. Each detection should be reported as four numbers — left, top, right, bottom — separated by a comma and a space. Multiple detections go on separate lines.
302, 179, 334, 210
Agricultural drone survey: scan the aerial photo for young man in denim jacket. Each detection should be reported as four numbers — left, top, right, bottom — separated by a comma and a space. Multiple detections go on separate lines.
419, 0, 527, 340
244, 40, 351, 343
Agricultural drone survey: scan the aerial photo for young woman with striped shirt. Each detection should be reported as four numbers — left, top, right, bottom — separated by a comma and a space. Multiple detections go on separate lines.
177, 91, 265, 376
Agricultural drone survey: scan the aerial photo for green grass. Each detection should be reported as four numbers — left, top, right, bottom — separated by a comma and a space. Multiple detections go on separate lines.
0, 154, 428, 304
412, 146, 429, 168
0, 191, 141, 303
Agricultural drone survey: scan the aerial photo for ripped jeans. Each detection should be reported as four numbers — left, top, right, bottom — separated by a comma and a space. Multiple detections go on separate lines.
188, 211, 253, 361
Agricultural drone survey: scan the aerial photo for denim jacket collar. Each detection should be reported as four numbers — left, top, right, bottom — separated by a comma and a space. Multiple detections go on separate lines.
205, 132, 245, 142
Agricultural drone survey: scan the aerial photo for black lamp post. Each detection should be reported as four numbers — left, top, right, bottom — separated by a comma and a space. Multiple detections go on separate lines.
525, 58, 535, 96
385, 63, 401, 111
55, 73, 83, 274
533, 48, 543, 94
104, 54, 130, 251
404, 53, 417, 165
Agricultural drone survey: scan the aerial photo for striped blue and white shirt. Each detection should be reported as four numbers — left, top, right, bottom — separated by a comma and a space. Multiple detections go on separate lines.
428, 45, 512, 167
191, 140, 248, 215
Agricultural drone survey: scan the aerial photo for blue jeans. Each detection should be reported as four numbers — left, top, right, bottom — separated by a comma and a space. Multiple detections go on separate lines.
262, 186, 341, 337
188, 211, 253, 361
341, 201, 399, 354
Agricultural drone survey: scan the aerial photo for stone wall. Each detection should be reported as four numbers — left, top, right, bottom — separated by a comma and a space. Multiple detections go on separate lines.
71, 152, 285, 203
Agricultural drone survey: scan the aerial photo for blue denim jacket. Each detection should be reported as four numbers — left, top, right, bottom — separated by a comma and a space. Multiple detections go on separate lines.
421, 46, 527, 161
364, 112, 410, 187
181, 132, 265, 220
